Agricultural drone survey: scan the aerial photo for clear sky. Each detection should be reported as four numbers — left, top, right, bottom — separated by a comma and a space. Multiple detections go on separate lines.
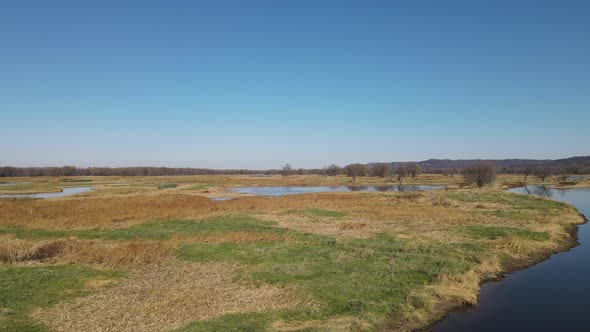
1, 0, 588, 169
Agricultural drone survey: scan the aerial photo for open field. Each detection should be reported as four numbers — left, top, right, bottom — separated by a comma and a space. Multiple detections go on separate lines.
0, 175, 585, 331
2, 173, 589, 197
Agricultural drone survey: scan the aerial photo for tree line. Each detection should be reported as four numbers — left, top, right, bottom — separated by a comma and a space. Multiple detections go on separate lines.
318, 162, 422, 182
1, 162, 588, 179
0, 166, 326, 177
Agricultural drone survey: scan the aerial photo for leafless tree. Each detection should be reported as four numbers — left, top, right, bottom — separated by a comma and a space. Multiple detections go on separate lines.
61, 166, 77, 176
370, 163, 392, 178
407, 162, 421, 178
281, 164, 293, 176
396, 163, 408, 181
344, 163, 368, 182
324, 164, 341, 176
523, 166, 535, 181
463, 163, 496, 188
0, 166, 17, 177
535, 166, 552, 182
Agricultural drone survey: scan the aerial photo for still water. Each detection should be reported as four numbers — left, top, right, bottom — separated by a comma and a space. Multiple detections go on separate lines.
0, 187, 93, 199
230, 185, 443, 196
429, 185, 590, 332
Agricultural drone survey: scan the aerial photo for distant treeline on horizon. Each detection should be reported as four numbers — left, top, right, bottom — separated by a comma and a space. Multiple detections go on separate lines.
1, 156, 589, 177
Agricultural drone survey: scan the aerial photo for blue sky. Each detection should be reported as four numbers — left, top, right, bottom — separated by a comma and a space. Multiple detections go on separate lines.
1, 0, 589, 169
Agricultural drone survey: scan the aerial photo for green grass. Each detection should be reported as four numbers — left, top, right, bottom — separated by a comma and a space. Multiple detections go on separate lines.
60, 179, 93, 183
0, 265, 124, 331
302, 208, 346, 218
178, 227, 485, 324
469, 209, 537, 221
447, 191, 565, 210
176, 312, 272, 332
0, 215, 288, 241
182, 183, 215, 191
459, 226, 550, 241
157, 183, 178, 189
0, 214, 486, 327
282, 208, 347, 219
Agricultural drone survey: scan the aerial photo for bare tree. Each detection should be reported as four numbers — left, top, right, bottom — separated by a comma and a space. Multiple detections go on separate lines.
396, 163, 408, 181
281, 164, 293, 176
407, 162, 422, 178
564, 165, 581, 175
370, 163, 392, 178
61, 166, 77, 176
535, 166, 552, 182
344, 163, 368, 182
324, 164, 341, 176
0, 166, 17, 177
463, 163, 496, 188
523, 166, 535, 181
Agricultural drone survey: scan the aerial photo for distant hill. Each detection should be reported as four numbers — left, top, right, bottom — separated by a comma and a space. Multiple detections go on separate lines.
370, 156, 590, 173
2, 156, 590, 177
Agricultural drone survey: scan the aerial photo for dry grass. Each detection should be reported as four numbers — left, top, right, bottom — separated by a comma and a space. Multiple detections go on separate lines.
0, 175, 586, 332
0, 235, 171, 268
0, 235, 65, 264
170, 231, 294, 244
271, 316, 371, 331
33, 262, 302, 332
387, 257, 503, 331
56, 240, 173, 268
0, 191, 472, 231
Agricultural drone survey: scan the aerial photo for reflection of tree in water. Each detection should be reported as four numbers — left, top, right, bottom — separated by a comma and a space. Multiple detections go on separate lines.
524, 185, 556, 198
373, 186, 422, 192
401, 185, 419, 192
374, 186, 392, 192
348, 186, 369, 192
344, 185, 434, 193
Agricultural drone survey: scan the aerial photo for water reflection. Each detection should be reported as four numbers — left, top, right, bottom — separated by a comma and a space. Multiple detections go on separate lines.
211, 197, 232, 201
511, 185, 569, 199
0, 187, 93, 199
429, 186, 590, 332
230, 185, 442, 196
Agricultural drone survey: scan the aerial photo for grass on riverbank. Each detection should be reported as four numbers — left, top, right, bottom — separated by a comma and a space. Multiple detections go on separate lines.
0, 176, 585, 331
1, 173, 589, 198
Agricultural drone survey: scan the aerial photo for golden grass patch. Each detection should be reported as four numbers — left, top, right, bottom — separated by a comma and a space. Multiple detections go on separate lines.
271, 316, 371, 331
0, 235, 65, 264
33, 262, 302, 332
0, 236, 171, 268
56, 240, 173, 268
1, 175, 586, 331
170, 231, 294, 244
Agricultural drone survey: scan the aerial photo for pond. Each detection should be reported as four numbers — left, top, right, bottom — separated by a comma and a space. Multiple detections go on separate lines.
211, 197, 232, 201
229, 185, 443, 196
567, 175, 586, 181
0, 187, 93, 199
428, 185, 590, 332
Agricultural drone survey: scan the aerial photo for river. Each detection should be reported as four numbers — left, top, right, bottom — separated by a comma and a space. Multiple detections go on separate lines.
429, 185, 590, 332
0, 187, 93, 199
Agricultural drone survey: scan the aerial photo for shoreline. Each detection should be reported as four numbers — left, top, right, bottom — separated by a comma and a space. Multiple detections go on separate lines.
402, 197, 588, 332
0, 187, 64, 196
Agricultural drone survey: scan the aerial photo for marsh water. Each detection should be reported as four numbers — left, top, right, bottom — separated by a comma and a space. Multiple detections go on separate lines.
230, 185, 443, 196
430, 185, 590, 332
0, 187, 93, 199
